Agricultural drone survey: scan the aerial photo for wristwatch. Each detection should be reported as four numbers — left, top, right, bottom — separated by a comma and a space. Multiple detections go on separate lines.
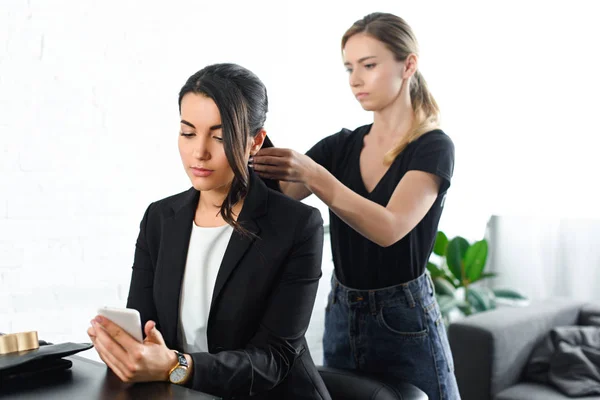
168, 351, 190, 384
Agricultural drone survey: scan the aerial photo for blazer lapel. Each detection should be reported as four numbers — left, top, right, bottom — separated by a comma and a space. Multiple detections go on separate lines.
209, 171, 269, 319
157, 187, 198, 348
157, 171, 269, 348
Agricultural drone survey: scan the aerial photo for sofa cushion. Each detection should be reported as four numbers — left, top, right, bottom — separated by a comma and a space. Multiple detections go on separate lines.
579, 304, 600, 326
495, 382, 599, 400
524, 325, 600, 397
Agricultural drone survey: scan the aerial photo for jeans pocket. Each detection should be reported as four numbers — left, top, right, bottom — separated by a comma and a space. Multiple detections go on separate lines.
377, 304, 428, 338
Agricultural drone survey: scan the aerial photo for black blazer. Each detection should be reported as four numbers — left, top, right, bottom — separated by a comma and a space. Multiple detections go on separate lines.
126, 171, 331, 400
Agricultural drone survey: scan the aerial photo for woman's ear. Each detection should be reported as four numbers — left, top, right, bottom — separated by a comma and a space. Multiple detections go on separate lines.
250, 129, 267, 155
402, 53, 418, 79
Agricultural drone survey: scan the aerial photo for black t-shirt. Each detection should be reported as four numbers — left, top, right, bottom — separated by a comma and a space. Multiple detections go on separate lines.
306, 124, 455, 289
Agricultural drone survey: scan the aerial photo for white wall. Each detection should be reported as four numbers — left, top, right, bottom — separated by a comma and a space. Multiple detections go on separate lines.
1, 0, 599, 361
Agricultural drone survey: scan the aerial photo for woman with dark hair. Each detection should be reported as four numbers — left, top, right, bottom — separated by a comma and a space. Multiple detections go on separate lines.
252, 13, 460, 400
87, 63, 331, 400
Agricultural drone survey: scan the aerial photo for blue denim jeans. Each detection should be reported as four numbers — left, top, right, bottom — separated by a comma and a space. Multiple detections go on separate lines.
323, 272, 461, 400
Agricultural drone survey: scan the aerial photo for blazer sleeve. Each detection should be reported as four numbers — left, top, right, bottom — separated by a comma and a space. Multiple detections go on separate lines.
125, 203, 159, 333
188, 208, 324, 397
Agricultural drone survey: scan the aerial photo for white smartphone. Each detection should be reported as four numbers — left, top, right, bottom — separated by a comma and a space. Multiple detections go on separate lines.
96, 306, 143, 343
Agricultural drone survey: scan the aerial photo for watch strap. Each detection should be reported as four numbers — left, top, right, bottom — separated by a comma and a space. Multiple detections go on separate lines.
174, 351, 188, 368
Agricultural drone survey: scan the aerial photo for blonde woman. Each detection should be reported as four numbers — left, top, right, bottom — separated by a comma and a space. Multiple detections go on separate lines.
252, 13, 460, 400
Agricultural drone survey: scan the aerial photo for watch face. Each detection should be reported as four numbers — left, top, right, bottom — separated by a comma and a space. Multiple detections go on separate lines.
170, 366, 187, 383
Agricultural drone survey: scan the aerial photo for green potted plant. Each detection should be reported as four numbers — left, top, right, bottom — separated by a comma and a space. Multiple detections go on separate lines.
427, 231, 528, 325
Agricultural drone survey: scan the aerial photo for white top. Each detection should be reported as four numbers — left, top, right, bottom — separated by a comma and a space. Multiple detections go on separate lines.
178, 222, 234, 353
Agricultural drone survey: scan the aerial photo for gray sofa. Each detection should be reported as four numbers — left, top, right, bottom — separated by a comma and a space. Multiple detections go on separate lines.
448, 298, 600, 400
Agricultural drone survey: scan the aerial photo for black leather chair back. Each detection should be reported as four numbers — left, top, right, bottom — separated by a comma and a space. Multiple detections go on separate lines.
317, 366, 428, 400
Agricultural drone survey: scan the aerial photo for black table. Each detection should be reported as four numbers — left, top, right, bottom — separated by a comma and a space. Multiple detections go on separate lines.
0, 355, 220, 399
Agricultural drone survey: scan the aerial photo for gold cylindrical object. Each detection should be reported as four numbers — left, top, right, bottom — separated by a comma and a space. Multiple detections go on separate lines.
0, 331, 39, 355
0, 334, 18, 354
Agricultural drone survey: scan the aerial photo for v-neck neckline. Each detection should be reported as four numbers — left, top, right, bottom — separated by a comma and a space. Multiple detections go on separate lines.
357, 125, 401, 196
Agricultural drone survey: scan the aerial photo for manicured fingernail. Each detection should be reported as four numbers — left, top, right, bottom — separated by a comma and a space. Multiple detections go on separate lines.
94, 316, 104, 324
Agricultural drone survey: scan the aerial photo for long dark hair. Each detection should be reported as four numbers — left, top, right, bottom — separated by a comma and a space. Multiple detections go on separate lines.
178, 63, 268, 234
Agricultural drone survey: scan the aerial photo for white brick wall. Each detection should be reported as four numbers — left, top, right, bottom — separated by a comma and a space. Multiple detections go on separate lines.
0, 0, 348, 364
4, 0, 599, 367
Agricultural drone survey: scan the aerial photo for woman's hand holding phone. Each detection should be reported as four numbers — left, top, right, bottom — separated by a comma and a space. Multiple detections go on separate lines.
87, 309, 180, 383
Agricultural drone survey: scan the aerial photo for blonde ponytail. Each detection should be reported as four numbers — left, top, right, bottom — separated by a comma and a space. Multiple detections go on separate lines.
384, 70, 440, 164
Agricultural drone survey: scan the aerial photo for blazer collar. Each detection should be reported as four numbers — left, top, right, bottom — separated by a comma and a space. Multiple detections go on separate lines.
160, 169, 270, 348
